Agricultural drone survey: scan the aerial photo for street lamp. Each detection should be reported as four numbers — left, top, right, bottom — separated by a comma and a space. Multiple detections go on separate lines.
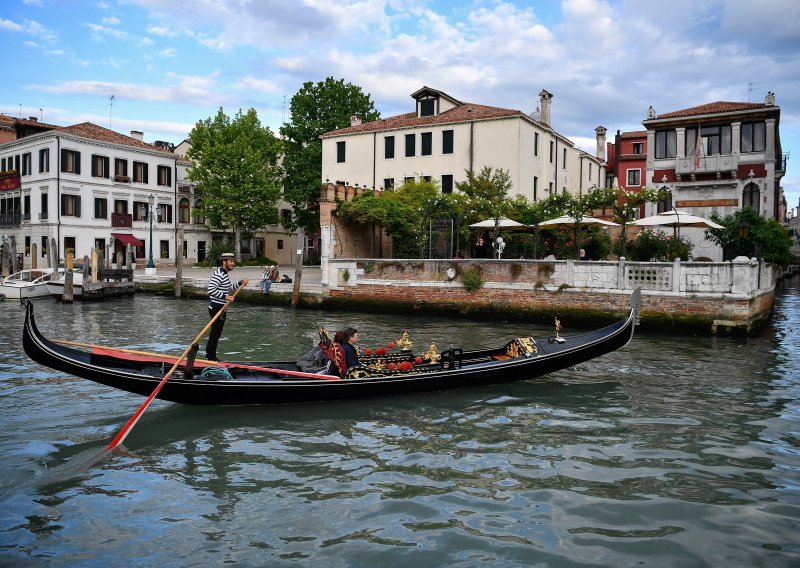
737, 218, 751, 257
146, 194, 158, 271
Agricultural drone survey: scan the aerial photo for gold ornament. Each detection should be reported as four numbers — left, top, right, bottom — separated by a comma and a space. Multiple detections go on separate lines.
425, 343, 440, 364
397, 331, 413, 351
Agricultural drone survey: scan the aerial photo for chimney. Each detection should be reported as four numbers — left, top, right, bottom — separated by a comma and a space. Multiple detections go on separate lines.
130, 130, 144, 141
539, 89, 553, 126
595, 126, 607, 161
28, 116, 38, 122
350, 114, 362, 126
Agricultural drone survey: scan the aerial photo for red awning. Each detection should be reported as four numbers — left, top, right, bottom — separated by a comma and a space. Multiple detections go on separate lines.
111, 233, 143, 246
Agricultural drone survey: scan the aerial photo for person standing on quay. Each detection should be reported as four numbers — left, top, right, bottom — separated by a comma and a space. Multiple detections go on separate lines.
206, 252, 248, 361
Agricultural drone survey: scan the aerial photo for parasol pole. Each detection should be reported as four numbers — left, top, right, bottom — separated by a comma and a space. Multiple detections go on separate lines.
106, 286, 244, 451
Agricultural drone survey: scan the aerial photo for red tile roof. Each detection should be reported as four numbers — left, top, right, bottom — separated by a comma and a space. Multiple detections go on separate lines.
321, 103, 525, 138
620, 130, 647, 139
0, 115, 15, 130
14, 117, 61, 129
58, 122, 171, 153
657, 101, 767, 119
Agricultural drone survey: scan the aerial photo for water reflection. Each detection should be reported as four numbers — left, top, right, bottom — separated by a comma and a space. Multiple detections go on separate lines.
1, 283, 800, 565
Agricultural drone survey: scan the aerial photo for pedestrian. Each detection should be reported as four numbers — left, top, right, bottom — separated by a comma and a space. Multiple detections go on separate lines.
205, 252, 248, 361
260, 265, 278, 294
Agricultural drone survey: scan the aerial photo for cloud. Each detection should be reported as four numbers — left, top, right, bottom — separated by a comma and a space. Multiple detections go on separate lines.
1, 17, 58, 43
234, 76, 282, 95
101, 16, 121, 26
84, 22, 129, 41
158, 47, 177, 58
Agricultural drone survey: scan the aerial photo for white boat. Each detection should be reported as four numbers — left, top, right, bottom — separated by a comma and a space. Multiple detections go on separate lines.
0, 268, 62, 299
45, 271, 84, 300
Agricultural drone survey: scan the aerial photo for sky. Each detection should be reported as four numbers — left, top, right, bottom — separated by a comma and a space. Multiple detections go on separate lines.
2, 0, 799, 214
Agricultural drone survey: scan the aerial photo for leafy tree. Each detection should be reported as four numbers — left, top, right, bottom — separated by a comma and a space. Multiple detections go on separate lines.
456, 166, 515, 254
705, 207, 792, 265
281, 77, 380, 233
593, 186, 671, 256
186, 108, 283, 259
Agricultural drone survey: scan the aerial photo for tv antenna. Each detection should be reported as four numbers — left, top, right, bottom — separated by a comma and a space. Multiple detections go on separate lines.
747, 81, 763, 102
108, 94, 115, 129
282, 95, 286, 125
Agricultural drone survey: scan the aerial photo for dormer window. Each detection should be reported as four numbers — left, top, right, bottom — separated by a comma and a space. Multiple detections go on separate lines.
420, 99, 435, 117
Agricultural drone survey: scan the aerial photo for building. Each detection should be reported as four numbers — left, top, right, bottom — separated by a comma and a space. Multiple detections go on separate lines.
320, 87, 607, 201
641, 92, 786, 222
0, 118, 183, 269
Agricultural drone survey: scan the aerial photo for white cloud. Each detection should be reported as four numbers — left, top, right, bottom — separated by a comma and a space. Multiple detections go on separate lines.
234, 76, 282, 95
23, 0, 43, 6
101, 16, 121, 26
84, 22, 129, 41
158, 47, 177, 58
1, 17, 58, 43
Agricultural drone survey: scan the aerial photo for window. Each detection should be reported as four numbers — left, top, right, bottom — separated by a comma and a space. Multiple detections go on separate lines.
421, 132, 432, 156
741, 122, 766, 153
422, 175, 431, 183
158, 204, 173, 223
22, 153, 32, 176
160, 240, 169, 259
94, 197, 108, 219
441, 174, 453, 194
183, 240, 188, 259
384, 136, 395, 159
627, 169, 641, 186
25, 236, 30, 256
24, 195, 30, 216
0, 158, 5, 171
91, 155, 110, 178
61, 194, 81, 217
133, 161, 148, 183
277, 239, 284, 250
548, 182, 553, 193
61, 149, 81, 174
115, 158, 128, 178
442, 130, 454, 154
420, 99, 435, 117
14, 155, 20, 171
41, 193, 48, 217
534, 176, 538, 200
114, 199, 128, 214
589, 163, 593, 181
383, 177, 394, 189
404, 176, 415, 184
656, 188, 672, 213
534, 132, 539, 156
39, 148, 49, 173
64, 237, 76, 258
193, 199, 205, 224
281, 208, 292, 226
157, 165, 172, 186
687, 125, 731, 157
41, 236, 48, 258
654, 130, 677, 159
549, 141, 554, 163
632, 142, 644, 154
742, 182, 760, 209
336, 141, 346, 163
179, 198, 190, 223
405, 134, 415, 157
133, 200, 148, 221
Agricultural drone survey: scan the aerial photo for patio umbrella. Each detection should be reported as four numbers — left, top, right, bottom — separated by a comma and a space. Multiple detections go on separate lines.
537, 215, 620, 229
469, 217, 526, 229
632, 210, 723, 230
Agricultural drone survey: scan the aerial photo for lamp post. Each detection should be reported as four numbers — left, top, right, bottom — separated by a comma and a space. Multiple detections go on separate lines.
146, 194, 156, 273
737, 218, 751, 258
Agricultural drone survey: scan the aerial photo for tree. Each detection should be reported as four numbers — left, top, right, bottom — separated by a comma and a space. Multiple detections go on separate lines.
593, 186, 671, 256
705, 207, 792, 265
281, 77, 380, 233
187, 108, 283, 259
456, 166, 515, 254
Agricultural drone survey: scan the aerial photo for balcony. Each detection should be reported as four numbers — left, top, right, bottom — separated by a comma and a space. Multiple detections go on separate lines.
39, 211, 48, 220
22, 212, 31, 221
178, 181, 195, 193
0, 212, 21, 227
111, 212, 133, 228
676, 153, 738, 175
114, 175, 131, 183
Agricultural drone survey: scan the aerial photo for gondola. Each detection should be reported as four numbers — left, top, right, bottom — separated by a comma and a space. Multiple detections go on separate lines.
22, 289, 640, 405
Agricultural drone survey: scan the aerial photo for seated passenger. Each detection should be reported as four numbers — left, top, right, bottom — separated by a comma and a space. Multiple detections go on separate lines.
342, 327, 360, 369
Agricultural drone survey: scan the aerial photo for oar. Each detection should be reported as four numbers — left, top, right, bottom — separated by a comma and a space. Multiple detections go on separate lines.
106, 287, 244, 451
53, 339, 341, 381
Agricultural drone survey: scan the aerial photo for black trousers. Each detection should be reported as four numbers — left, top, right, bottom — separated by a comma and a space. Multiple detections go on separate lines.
206, 303, 227, 360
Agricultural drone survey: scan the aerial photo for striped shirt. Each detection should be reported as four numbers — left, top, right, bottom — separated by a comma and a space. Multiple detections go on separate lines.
207, 267, 240, 307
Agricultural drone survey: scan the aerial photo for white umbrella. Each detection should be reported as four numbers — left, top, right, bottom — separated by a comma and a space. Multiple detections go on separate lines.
632, 211, 723, 230
537, 215, 620, 229
469, 217, 526, 229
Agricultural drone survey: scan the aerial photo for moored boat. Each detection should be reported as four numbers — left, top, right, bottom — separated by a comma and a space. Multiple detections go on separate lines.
22, 289, 640, 405
0, 268, 62, 299
45, 271, 84, 300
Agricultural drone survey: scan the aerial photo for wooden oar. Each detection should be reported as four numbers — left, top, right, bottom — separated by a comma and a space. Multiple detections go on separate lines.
53, 340, 340, 381
106, 287, 244, 450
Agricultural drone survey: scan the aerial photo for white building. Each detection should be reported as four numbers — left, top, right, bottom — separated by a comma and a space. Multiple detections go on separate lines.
320, 87, 606, 200
0, 119, 182, 268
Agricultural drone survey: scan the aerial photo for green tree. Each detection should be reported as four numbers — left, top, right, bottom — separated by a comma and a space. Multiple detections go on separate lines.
456, 167, 515, 253
187, 107, 283, 259
281, 77, 380, 233
593, 186, 671, 256
705, 207, 792, 265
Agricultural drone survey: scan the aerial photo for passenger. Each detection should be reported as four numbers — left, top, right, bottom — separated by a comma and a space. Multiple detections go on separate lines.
318, 327, 347, 378
342, 327, 360, 369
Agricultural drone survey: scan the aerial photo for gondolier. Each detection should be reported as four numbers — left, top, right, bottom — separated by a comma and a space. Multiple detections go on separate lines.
206, 253, 248, 361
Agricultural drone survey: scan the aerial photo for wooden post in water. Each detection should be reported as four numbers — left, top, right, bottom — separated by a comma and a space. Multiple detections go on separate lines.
91, 249, 99, 284
291, 227, 304, 309
63, 251, 74, 303
10, 236, 18, 271
31, 243, 37, 269
175, 228, 183, 298
0, 242, 7, 276
49, 238, 57, 269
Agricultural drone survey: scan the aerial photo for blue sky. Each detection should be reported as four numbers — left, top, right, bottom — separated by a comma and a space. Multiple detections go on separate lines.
2, 0, 799, 213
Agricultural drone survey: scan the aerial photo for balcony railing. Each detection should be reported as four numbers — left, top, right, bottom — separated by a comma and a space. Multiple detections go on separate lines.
114, 175, 131, 183
22, 212, 31, 221
111, 212, 133, 228
676, 153, 738, 175
0, 212, 21, 227
39, 211, 48, 220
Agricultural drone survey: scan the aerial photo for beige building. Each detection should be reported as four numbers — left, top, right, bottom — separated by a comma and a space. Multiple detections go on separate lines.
320, 87, 606, 201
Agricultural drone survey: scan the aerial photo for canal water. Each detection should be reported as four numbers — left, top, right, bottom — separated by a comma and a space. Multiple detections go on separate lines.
1, 279, 798, 566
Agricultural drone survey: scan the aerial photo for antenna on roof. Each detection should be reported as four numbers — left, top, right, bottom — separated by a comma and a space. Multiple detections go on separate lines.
108, 94, 115, 129
282, 95, 286, 125
39, 108, 43, 121
747, 81, 763, 102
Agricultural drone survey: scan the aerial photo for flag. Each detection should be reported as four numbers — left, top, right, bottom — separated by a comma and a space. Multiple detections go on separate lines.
693, 125, 702, 170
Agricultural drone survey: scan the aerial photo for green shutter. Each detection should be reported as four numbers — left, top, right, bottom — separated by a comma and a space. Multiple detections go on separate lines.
61, 149, 68, 172
91, 155, 97, 177
143, 164, 148, 184
75, 152, 81, 175
104, 156, 110, 178
60, 194, 66, 215
75, 196, 81, 217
